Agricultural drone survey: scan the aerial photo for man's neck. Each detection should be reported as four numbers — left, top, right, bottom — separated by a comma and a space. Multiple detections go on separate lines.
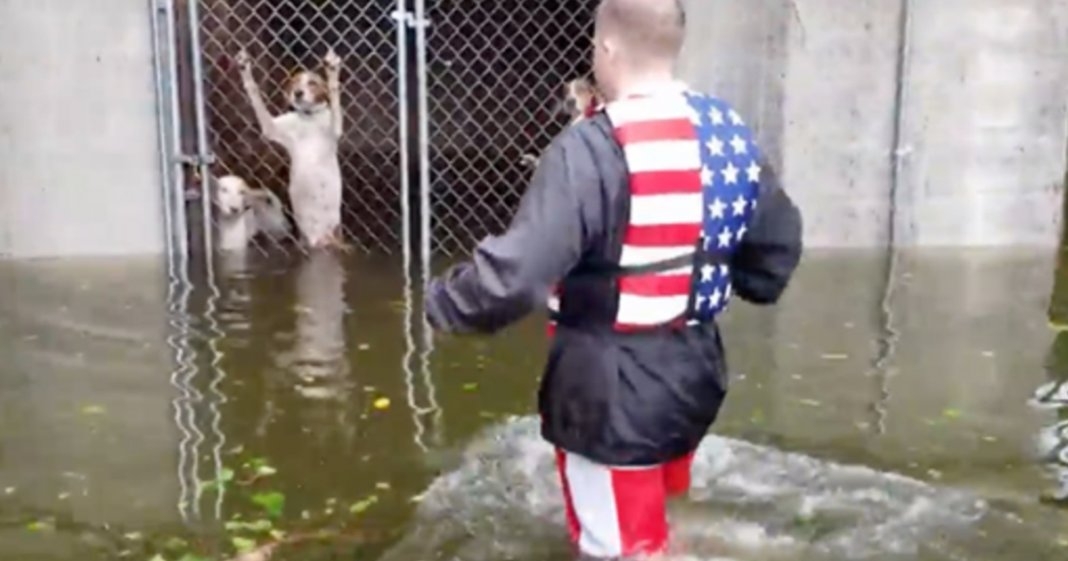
614, 68, 681, 100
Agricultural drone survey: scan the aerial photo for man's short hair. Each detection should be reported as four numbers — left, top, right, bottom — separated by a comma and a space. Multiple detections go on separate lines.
596, 0, 686, 63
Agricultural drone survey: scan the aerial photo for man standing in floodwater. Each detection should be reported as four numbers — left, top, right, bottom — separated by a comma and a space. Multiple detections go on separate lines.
424, 0, 803, 557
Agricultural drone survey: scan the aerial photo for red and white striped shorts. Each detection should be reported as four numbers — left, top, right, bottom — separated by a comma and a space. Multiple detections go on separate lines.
554, 449, 695, 558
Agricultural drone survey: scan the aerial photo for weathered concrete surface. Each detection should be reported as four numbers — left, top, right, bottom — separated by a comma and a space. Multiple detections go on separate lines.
0, 0, 164, 258
898, 0, 1068, 246
679, 0, 1068, 248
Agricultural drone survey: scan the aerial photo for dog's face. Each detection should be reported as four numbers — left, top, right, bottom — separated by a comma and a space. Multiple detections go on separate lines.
214, 175, 251, 217
559, 78, 601, 123
286, 70, 329, 114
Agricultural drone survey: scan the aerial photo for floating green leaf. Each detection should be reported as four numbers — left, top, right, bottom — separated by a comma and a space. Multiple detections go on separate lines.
81, 405, 107, 416
164, 537, 189, 551
231, 536, 257, 554
349, 494, 379, 515
246, 458, 278, 478
203, 468, 235, 491
26, 519, 54, 532
942, 408, 963, 420
462, 383, 479, 392
225, 519, 273, 533
177, 555, 210, 561
252, 492, 285, 518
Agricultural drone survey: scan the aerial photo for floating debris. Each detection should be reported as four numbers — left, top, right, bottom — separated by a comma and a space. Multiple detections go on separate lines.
358, 343, 371, 351
462, 383, 479, 391
373, 397, 391, 410
225, 519, 273, 533
820, 353, 849, 361
26, 519, 55, 533
3, 486, 15, 495
375, 482, 392, 491
350, 495, 379, 515
81, 404, 107, 415
232, 536, 258, 554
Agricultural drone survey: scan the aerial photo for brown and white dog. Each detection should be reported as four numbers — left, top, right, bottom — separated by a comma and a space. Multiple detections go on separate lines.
521, 77, 603, 169
236, 47, 348, 251
212, 174, 291, 252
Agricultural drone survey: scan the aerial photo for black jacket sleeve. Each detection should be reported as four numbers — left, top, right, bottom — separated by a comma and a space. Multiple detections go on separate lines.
730, 157, 804, 304
424, 126, 604, 334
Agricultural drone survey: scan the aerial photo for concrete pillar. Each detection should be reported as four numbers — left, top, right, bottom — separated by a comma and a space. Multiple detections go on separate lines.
898, 0, 1068, 246
0, 0, 164, 258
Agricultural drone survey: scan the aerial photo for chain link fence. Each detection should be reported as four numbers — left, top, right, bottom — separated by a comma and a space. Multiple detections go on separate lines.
185, 0, 593, 257
425, 0, 595, 255
197, 0, 403, 254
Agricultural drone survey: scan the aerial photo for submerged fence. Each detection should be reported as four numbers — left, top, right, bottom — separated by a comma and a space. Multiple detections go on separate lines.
153, 0, 593, 262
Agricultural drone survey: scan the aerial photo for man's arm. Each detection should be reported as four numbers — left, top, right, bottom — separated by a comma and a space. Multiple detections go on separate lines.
730, 156, 803, 304
425, 127, 602, 334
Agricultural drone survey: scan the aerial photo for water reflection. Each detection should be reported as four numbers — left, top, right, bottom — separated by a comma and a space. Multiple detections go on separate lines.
401, 262, 442, 452
1031, 240, 1068, 506
165, 249, 204, 522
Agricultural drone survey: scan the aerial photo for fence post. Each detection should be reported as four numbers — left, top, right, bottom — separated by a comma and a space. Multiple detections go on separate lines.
413, 0, 432, 282
185, 0, 216, 265
150, 0, 190, 262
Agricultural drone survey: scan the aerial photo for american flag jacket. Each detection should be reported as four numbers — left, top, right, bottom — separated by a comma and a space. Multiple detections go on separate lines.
547, 83, 763, 335
425, 81, 802, 466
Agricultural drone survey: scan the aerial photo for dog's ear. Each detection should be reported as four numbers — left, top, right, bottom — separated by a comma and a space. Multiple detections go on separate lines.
285, 73, 303, 95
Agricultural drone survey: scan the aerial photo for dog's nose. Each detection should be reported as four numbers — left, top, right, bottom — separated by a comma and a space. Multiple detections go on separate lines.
294, 90, 304, 100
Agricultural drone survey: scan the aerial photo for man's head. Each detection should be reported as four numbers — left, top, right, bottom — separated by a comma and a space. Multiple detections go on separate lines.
592, 0, 686, 101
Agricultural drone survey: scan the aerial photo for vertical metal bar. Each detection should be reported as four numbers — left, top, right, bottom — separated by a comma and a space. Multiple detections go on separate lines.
185, 0, 215, 259
149, 0, 175, 259
395, 0, 411, 273
414, 0, 431, 280
164, 0, 189, 258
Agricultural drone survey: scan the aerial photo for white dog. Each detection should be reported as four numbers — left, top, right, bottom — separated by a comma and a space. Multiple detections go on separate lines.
237, 47, 348, 250
212, 174, 290, 252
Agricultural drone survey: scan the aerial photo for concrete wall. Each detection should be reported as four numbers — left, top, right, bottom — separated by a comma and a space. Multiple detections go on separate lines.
1, 0, 1066, 257
0, 0, 164, 258
680, 0, 1068, 248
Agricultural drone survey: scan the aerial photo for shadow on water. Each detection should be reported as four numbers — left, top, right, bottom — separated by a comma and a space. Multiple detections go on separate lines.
1, 248, 1067, 560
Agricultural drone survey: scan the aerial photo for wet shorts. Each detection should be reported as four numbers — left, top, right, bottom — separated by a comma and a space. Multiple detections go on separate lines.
554, 449, 695, 558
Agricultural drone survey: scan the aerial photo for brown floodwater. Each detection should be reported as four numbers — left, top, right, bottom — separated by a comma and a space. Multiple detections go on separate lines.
0, 247, 1066, 560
